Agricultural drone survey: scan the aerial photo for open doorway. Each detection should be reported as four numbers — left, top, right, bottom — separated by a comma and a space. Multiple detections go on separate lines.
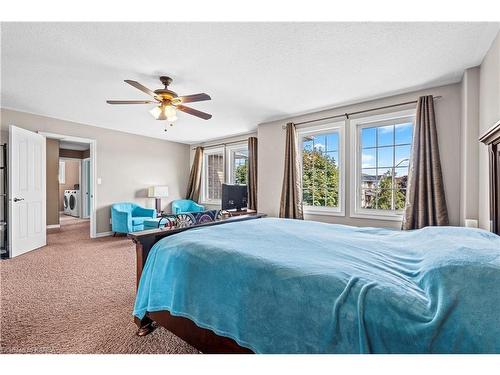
40, 132, 96, 239
58, 140, 90, 232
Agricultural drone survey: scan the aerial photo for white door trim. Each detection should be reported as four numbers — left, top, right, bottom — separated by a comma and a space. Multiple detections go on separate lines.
38, 132, 97, 239
81, 157, 91, 219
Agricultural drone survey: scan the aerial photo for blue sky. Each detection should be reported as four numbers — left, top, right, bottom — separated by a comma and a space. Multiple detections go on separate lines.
361, 123, 412, 176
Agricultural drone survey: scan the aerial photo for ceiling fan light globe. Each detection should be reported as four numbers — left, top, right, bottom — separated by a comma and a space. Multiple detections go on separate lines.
150, 106, 162, 119
164, 105, 176, 118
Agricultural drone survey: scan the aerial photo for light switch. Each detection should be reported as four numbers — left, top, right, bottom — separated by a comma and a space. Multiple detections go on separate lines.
97, 178, 102, 185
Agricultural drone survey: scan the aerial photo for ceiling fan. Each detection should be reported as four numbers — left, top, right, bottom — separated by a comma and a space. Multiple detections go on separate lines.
106, 76, 212, 122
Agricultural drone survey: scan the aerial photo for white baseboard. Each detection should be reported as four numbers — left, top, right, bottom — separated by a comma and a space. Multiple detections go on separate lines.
47, 224, 61, 229
95, 231, 113, 238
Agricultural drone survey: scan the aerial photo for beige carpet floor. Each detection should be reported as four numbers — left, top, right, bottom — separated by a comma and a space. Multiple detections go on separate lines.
0, 215, 198, 354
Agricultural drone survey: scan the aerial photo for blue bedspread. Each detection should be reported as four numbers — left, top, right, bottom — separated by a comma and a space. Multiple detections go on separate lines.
133, 218, 500, 353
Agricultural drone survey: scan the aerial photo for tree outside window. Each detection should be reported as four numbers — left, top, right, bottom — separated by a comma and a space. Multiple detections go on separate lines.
302, 132, 340, 208
233, 150, 248, 185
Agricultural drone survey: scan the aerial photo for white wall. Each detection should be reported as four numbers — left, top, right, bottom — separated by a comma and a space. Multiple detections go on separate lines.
478, 32, 500, 230
258, 83, 462, 228
1, 109, 191, 235
460, 67, 480, 226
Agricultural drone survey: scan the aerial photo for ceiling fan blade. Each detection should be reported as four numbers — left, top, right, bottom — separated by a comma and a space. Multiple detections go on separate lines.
177, 105, 212, 120
178, 93, 211, 104
124, 80, 159, 98
106, 100, 157, 104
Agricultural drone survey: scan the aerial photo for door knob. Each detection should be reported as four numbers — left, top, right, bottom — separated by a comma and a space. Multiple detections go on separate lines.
13, 197, 24, 202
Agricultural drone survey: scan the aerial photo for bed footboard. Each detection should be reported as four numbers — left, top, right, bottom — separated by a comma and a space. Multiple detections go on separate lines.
129, 213, 264, 352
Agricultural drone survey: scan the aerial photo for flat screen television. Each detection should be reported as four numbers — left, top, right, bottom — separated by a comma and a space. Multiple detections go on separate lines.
221, 184, 248, 211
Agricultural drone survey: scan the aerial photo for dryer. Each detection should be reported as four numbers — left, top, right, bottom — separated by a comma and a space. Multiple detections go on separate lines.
69, 190, 81, 218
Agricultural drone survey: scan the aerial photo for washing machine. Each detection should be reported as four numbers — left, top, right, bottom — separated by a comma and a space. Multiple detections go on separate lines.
69, 190, 81, 218
63, 190, 73, 215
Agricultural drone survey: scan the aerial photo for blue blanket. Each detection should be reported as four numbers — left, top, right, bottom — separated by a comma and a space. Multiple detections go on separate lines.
134, 218, 500, 353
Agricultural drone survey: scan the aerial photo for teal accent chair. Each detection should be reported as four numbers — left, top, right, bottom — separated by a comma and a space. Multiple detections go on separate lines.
111, 202, 156, 234
172, 199, 205, 215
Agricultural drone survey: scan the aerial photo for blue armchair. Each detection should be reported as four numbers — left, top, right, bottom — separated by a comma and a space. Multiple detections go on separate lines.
111, 202, 156, 234
172, 199, 205, 215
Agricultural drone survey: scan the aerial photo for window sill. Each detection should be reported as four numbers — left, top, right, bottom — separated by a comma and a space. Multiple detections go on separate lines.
350, 211, 403, 222
200, 200, 221, 206
303, 206, 345, 217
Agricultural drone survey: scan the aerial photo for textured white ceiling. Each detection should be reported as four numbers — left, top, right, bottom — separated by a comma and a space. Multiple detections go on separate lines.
2, 22, 499, 144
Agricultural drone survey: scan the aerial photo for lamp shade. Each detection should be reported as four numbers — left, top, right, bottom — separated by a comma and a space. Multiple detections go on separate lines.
148, 185, 169, 198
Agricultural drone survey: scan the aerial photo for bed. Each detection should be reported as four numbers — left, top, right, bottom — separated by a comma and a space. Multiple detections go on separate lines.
132, 217, 500, 353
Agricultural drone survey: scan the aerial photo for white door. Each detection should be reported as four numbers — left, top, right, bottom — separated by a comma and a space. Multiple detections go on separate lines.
81, 158, 90, 218
9, 125, 46, 257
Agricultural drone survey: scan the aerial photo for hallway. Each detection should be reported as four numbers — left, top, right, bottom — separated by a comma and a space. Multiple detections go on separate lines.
0, 217, 197, 354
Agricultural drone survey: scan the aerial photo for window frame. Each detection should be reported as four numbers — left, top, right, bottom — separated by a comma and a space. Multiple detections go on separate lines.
200, 146, 225, 205
297, 121, 345, 217
350, 109, 415, 221
200, 142, 250, 204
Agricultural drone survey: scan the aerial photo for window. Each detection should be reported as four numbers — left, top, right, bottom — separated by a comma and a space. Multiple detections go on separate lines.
201, 143, 249, 203
298, 123, 344, 215
202, 147, 225, 203
351, 110, 415, 220
58, 161, 65, 184
228, 144, 248, 185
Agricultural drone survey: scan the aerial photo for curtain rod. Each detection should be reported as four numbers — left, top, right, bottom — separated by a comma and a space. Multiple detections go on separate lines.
281, 96, 442, 129
192, 138, 248, 150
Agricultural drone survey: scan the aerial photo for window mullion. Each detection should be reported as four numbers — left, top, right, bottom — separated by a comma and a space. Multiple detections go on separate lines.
392, 124, 396, 211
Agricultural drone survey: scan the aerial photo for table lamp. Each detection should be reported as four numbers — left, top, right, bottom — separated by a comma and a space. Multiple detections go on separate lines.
148, 186, 169, 215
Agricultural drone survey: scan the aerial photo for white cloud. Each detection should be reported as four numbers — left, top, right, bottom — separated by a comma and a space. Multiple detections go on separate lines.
314, 143, 325, 150
362, 153, 374, 168
378, 126, 393, 134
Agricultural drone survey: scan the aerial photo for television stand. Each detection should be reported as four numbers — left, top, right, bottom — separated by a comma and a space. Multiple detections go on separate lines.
226, 208, 257, 217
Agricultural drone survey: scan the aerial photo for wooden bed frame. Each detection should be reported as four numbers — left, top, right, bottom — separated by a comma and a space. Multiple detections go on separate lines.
129, 213, 265, 353
480, 119, 500, 236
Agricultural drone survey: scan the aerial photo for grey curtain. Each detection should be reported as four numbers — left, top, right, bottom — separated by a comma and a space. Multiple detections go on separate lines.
186, 146, 204, 202
402, 95, 449, 229
247, 137, 258, 211
279, 123, 303, 219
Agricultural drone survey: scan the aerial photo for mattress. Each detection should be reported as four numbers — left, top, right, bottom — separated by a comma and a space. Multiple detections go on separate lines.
134, 218, 500, 353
